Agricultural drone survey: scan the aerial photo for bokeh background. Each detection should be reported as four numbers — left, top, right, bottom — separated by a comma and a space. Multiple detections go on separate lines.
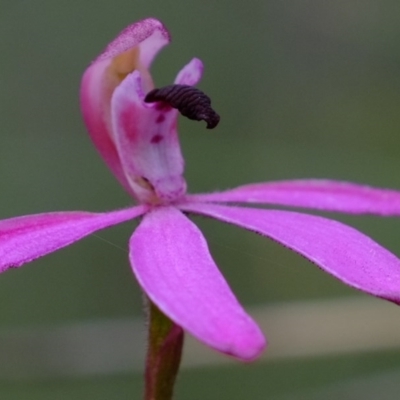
1, 0, 400, 398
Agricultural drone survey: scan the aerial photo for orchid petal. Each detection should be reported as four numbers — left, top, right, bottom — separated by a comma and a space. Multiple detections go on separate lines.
129, 206, 265, 360
188, 180, 400, 215
94, 19, 170, 67
174, 58, 203, 86
0, 205, 147, 272
111, 72, 186, 203
181, 203, 400, 305
80, 19, 170, 195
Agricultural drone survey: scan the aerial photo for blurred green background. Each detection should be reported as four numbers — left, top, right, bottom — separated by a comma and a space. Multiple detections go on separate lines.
1, 0, 400, 398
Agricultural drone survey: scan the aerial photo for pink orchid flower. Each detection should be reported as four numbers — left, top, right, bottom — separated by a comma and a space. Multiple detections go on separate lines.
2, 18, 400, 362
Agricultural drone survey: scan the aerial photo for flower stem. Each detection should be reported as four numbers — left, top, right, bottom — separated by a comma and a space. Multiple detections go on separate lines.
144, 301, 184, 400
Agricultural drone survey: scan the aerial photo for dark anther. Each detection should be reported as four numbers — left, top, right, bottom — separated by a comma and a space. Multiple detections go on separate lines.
144, 84, 220, 129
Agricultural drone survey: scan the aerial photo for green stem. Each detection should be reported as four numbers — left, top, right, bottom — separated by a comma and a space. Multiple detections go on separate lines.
144, 301, 184, 400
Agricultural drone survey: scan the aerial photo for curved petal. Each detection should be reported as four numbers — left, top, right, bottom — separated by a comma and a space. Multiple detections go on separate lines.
181, 202, 400, 305
129, 206, 265, 360
0, 205, 147, 272
174, 58, 203, 86
95, 19, 170, 66
111, 72, 186, 203
80, 19, 170, 194
188, 180, 400, 216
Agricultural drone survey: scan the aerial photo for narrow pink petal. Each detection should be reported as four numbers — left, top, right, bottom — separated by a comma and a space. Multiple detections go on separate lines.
0, 205, 147, 272
129, 206, 265, 360
111, 71, 186, 203
81, 53, 130, 192
80, 19, 170, 195
188, 180, 400, 215
181, 202, 400, 305
174, 58, 204, 86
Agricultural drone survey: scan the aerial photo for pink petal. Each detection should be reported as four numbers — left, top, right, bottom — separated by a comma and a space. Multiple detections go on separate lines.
95, 19, 170, 66
111, 72, 186, 203
188, 180, 400, 215
174, 58, 203, 86
0, 205, 147, 272
181, 202, 400, 305
80, 19, 170, 195
129, 206, 265, 360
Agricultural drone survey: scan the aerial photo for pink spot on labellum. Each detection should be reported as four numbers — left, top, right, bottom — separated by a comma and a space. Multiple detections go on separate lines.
151, 134, 163, 144
156, 114, 166, 124
155, 102, 171, 111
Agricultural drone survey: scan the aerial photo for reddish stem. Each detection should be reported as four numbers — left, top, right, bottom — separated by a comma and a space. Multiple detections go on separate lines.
144, 301, 184, 400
